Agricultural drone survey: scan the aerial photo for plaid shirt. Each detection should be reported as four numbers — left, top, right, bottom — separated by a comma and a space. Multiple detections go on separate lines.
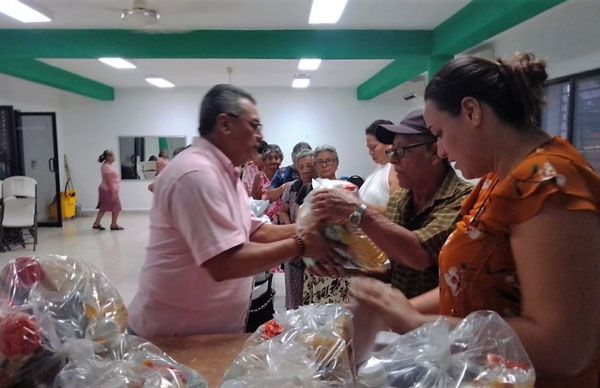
386, 168, 472, 298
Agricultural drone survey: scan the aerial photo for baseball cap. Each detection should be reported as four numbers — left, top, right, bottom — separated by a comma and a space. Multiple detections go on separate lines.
375, 109, 433, 144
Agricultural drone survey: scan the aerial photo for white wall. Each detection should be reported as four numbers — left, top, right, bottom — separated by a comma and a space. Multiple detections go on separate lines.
0, 74, 68, 192
488, 0, 600, 79
60, 87, 414, 211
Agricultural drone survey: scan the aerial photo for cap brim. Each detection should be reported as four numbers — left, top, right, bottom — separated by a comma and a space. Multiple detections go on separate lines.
375, 124, 427, 144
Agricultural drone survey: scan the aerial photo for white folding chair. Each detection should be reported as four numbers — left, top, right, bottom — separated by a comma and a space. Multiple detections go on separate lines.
1, 176, 38, 251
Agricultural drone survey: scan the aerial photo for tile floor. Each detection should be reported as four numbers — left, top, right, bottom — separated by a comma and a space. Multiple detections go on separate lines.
0, 214, 286, 311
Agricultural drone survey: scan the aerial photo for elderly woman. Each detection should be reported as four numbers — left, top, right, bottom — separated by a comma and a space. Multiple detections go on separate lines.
349, 53, 600, 387
251, 144, 284, 222
358, 119, 401, 210
313, 144, 338, 180
278, 149, 315, 309
303, 145, 350, 305
241, 140, 267, 195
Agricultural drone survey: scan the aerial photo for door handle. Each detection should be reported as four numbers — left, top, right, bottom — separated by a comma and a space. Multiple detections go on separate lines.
48, 157, 55, 172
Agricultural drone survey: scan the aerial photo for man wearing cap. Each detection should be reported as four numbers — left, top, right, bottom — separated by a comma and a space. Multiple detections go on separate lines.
311, 109, 472, 298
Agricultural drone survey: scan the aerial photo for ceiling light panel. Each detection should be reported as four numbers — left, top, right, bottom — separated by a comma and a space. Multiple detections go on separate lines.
309, 0, 348, 24
298, 59, 322, 71
145, 77, 175, 88
0, 0, 52, 23
98, 58, 137, 69
292, 77, 310, 88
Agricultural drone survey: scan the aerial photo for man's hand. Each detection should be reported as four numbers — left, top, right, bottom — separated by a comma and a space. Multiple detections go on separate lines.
311, 189, 362, 224
298, 212, 347, 274
349, 277, 425, 334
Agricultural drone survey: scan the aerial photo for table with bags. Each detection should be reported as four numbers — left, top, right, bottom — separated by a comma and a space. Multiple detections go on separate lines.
0, 252, 538, 387
151, 334, 249, 388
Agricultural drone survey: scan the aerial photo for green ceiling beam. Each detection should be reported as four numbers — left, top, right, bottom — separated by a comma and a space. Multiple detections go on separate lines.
432, 0, 569, 56
0, 59, 114, 101
427, 55, 453, 80
358, 0, 568, 100
0, 29, 432, 59
357, 56, 429, 101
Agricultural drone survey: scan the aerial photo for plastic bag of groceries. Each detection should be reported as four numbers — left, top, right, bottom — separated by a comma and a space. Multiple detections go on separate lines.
56, 334, 206, 388
222, 304, 355, 387
296, 179, 388, 272
0, 255, 206, 387
358, 310, 536, 388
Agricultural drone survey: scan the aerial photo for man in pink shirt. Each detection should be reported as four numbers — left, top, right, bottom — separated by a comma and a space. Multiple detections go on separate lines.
128, 84, 330, 337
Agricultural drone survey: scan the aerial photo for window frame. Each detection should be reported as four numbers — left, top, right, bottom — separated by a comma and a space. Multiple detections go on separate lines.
544, 67, 600, 143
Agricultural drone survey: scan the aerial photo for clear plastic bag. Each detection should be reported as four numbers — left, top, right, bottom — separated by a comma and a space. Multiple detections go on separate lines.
296, 179, 388, 272
222, 304, 355, 387
248, 198, 271, 224
360, 310, 536, 388
56, 334, 207, 388
0, 255, 206, 387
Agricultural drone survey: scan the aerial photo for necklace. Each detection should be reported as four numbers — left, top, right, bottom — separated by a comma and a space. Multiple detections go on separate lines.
466, 176, 500, 239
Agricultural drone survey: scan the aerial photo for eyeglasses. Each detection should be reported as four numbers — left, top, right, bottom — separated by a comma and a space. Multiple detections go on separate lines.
226, 112, 263, 131
316, 158, 338, 167
386, 140, 436, 160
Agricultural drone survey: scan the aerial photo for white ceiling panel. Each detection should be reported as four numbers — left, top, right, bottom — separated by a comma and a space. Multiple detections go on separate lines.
40, 58, 394, 87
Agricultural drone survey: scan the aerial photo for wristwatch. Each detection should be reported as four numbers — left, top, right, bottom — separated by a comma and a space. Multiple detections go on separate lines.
348, 203, 368, 226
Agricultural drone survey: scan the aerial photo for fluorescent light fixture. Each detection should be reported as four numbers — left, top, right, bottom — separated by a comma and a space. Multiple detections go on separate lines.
98, 58, 137, 69
298, 59, 322, 71
309, 0, 347, 24
145, 77, 175, 88
292, 75, 311, 88
0, 0, 52, 23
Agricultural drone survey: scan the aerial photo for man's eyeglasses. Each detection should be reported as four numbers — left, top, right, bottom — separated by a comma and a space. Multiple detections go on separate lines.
386, 140, 436, 160
226, 112, 263, 131
316, 158, 338, 167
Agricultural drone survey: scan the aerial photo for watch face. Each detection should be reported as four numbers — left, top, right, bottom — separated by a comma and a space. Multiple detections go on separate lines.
349, 212, 359, 225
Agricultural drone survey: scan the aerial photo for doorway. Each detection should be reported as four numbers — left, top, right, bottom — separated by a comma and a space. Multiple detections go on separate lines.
18, 112, 62, 227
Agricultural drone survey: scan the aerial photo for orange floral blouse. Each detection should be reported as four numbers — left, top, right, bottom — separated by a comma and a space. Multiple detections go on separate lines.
438, 137, 600, 387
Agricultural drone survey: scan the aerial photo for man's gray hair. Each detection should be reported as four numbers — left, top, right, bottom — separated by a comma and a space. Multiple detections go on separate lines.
293, 149, 313, 163
313, 144, 339, 160
198, 84, 256, 137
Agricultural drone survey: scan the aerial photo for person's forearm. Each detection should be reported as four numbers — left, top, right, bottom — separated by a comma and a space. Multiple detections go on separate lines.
507, 317, 595, 377
251, 185, 262, 200
250, 223, 295, 243
409, 287, 440, 315
265, 185, 285, 202
278, 212, 292, 225
203, 239, 299, 281
360, 207, 433, 270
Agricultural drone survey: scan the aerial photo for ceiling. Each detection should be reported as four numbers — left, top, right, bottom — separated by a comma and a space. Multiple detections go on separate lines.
39, 58, 395, 88
0, 0, 577, 100
0, 0, 470, 30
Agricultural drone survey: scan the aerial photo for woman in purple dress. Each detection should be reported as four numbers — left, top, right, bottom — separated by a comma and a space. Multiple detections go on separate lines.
92, 150, 124, 231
